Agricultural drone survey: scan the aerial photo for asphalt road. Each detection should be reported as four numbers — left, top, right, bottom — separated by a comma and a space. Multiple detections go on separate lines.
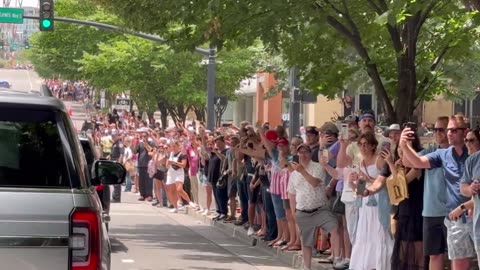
109, 192, 294, 270
0, 68, 42, 91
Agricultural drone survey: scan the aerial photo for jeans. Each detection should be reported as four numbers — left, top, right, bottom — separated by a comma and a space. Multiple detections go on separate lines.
125, 174, 132, 192
112, 185, 121, 201
212, 180, 228, 215
262, 186, 277, 241
237, 177, 249, 222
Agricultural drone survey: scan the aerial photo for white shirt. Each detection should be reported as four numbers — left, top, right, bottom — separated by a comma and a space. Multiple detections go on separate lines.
287, 161, 328, 210
123, 147, 133, 163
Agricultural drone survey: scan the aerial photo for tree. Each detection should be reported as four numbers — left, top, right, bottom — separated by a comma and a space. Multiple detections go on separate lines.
93, 0, 480, 124
80, 36, 260, 126
27, 0, 123, 79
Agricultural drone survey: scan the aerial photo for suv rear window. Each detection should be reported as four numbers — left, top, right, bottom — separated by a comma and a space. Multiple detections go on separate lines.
0, 108, 69, 188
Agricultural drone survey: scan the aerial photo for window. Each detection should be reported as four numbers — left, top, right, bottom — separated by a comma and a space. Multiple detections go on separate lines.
0, 108, 70, 188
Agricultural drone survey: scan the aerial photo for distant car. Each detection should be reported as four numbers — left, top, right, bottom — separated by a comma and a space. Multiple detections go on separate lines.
0, 81, 11, 89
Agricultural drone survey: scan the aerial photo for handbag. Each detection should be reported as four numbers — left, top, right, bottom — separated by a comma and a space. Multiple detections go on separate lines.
386, 166, 409, 205
216, 172, 228, 189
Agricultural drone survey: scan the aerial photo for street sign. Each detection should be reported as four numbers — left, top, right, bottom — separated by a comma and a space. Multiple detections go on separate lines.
114, 98, 131, 111
0, 8, 24, 24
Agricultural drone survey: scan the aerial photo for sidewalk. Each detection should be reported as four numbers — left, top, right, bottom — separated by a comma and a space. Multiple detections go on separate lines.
179, 206, 332, 270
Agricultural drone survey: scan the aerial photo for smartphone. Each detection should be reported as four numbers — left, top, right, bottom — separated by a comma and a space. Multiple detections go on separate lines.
341, 123, 349, 140
382, 142, 391, 152
322, 149, 329, 159
356, 180, 367, 195
292, 155, 299, 163
403, 122, 417, 137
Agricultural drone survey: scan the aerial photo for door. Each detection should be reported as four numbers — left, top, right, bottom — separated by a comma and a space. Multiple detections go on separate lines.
0, 107, 73, 270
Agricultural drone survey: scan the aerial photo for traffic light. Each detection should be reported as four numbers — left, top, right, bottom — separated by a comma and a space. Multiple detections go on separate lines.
39, 0, 54, 31
0, 40, 3, 50
24, 40, 30, 49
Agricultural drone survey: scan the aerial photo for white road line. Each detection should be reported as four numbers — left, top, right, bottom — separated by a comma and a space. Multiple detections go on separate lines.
121, 259, 135, 263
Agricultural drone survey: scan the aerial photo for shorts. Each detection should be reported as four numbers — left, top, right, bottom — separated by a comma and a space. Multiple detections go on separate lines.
166, 170, 184, 185
295, 206, 338, 248
444, 218, 476, 260
249, 185, 261, 204
153, 170, 165, 181
271, 193, 286, 219
423, 216, 447, 256
228, 176, 238, 198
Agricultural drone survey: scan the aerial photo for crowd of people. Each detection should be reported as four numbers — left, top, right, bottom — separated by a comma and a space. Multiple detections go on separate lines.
45, 79, 92, 101
81, 107, 480, 270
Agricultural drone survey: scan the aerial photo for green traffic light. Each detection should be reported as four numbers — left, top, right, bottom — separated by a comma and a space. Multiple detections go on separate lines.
41, 19, 52, 28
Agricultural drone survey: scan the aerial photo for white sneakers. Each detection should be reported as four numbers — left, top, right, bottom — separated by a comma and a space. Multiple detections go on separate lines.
332, 257, 350, 270
189, 202, 197, 208
202, 209, 210, 216
169, 208, 178, 213
247, 227, 255, 236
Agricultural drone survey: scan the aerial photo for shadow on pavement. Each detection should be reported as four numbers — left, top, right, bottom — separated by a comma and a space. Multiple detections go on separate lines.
110, 237, 129, 253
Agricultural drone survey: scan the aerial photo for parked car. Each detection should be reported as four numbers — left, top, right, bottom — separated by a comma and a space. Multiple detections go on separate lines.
0, 81, 11, 89
0, 89, 125, 270
78, 131, 112, 228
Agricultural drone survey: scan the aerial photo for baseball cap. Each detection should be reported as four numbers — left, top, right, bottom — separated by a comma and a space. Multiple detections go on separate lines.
265, 130, 279, 142
277, 138, 289, 146
359, 110, 376, 121
319, 122, 339, 134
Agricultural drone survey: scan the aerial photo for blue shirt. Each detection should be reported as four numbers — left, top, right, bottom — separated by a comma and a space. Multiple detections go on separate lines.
420, 147, 448, 217
427, 146, 470, 212
460, 151, 480, 246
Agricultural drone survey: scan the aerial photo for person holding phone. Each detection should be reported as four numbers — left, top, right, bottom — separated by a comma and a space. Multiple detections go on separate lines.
348, 132, 394, 270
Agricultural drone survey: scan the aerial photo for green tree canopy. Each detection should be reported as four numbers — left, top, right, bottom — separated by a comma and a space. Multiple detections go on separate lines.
28, 0, 123, 79
94, 0, 480, 124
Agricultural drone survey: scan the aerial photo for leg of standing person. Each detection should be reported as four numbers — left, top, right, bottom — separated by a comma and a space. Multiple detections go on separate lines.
211, 181, 222, 217
189, 174, 200, 206
262, 186, 278, 242
234, 175, 249, 225
138, 167, 147, 200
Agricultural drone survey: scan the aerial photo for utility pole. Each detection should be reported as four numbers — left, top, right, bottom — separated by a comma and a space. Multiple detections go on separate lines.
206, 46, 216, 131
288, 67, 301, 138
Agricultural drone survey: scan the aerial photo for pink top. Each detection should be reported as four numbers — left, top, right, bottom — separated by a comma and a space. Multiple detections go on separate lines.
185, 145, 199, 176
269, 166, 290, 199
270, 168, 290, 200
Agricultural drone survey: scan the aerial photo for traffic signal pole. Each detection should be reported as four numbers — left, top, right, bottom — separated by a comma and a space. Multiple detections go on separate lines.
23, 15, 216, 130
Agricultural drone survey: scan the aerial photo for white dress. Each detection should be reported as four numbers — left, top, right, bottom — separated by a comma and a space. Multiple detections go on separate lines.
349, 163, 394, 270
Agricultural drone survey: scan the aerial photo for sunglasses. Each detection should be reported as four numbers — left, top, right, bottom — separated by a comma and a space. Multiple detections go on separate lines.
447, 128, 466, 133
433, 128, 446, 133
465, 138, 477, 143
357, 142, 370, 147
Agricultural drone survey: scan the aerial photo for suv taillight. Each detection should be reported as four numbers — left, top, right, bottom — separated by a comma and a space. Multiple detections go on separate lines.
70, 209, 100, 270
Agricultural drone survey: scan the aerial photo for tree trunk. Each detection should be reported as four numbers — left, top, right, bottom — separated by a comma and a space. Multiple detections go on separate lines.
394, 16, 419, 125
194, 106, 205, 122
157, 101, 169, 129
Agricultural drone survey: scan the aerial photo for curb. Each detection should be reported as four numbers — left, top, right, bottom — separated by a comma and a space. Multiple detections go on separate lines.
182, 207, 331, 270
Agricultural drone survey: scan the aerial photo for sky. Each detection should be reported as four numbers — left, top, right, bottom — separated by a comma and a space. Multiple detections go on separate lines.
2, 0, 38, 8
